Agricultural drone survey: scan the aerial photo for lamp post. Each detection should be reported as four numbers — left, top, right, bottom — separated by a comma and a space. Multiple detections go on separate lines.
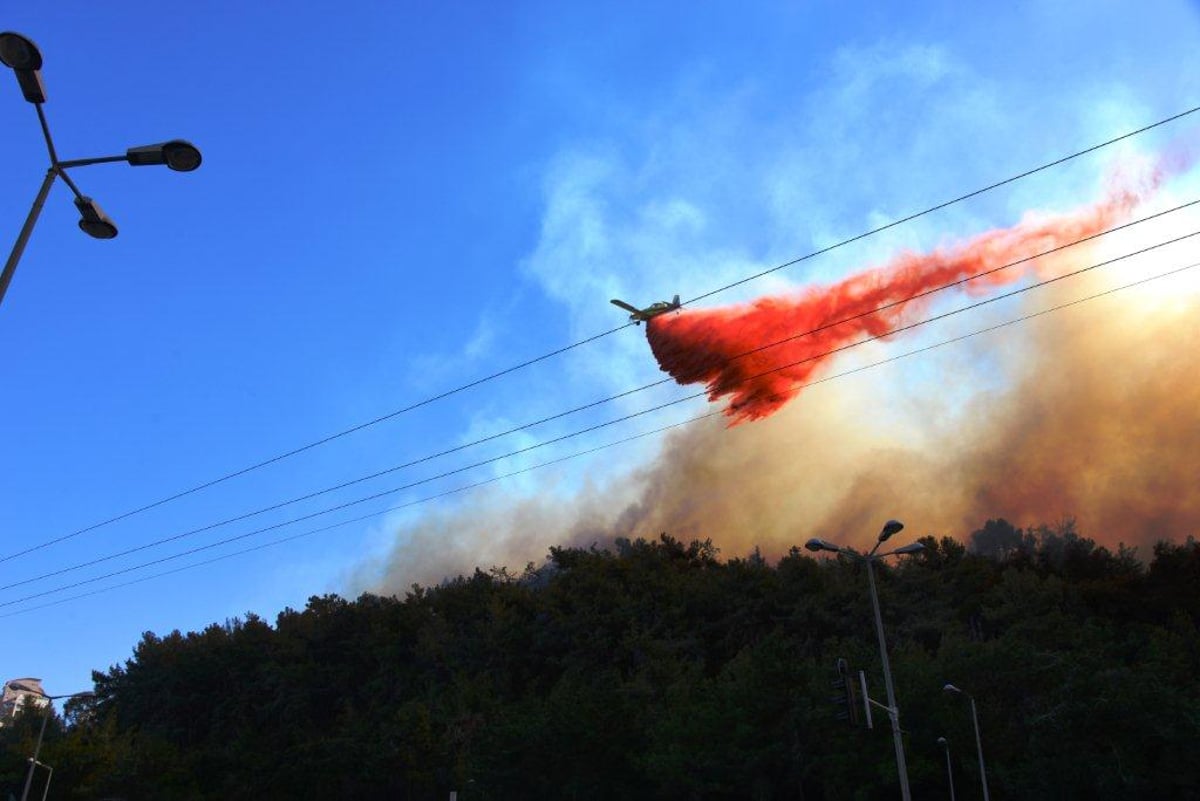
943, 684, 990, 801
806, 519, 925, 801
15, 685, 94, 801
27, 759, 52, 801
937, 737, 956, 801
0, 31, 201, 309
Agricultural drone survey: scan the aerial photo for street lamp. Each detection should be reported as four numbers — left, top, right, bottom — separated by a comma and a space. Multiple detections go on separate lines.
17, 687, 94, 801
943, 683, 990, 801
805, 519, 925, 801
27, 759, 52, 801
0, 31, 45, 103
937, 737, 956, 801
0, 30, 201, 309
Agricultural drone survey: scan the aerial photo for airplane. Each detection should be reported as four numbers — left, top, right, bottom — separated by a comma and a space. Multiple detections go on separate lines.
610, 295, 681, 324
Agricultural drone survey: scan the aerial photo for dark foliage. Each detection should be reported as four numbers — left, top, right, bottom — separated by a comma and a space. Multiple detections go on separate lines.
6, 528, 1200, 800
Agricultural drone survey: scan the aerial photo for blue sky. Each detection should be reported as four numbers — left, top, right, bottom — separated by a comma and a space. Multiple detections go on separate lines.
2, 2, 1199, 701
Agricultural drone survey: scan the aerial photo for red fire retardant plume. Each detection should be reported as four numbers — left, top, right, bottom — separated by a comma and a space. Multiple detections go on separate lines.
645, 164, 1175, 426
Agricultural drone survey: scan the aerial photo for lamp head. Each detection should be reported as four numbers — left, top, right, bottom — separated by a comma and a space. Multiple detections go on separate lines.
126, 140, 202, 172
943, 683, 962, 694
878, 519, 904, 542
892, 542, 926, 556
6, 678, 45, 696
937, 736, 948, 748
0, 32, 42, 70
0, 32, 47, 103
804, 538, 840, 553
75, 196, 118, 239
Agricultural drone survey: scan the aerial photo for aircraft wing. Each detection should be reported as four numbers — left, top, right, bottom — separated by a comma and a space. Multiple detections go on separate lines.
610, 299, 641, 314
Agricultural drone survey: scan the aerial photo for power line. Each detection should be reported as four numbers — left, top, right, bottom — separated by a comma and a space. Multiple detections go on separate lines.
0, 322, 634, 565
4, 256, 1195, 619
4, 229, 1195, 606
6, 104, 1196, 565
683, 105, 1200, 304
5, 196, 1193, 592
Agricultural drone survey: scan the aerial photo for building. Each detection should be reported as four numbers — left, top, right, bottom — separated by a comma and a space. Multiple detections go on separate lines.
1, 677, 48, 724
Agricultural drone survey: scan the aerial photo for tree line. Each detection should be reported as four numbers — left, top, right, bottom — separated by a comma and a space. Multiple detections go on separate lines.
3, 519, 1198, 800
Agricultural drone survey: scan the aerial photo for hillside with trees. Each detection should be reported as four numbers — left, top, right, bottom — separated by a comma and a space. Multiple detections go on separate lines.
4, 520, 1199, 800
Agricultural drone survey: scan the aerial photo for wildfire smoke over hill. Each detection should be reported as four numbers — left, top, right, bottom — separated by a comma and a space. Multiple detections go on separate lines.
364, 158, 1200, 593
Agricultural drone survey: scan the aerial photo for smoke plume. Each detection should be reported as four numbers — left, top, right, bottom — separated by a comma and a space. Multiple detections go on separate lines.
623, 257, 1200, 555
362, 158, 1200, 593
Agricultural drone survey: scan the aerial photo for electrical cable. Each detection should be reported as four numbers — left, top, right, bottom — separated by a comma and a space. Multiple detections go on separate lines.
0, 323, 634, 564
4, 229, 1195, 607
682, 106, 1200, 304
5, 256, 1195, 619
4, 196, 1193, 592
6, 104, 1196, 565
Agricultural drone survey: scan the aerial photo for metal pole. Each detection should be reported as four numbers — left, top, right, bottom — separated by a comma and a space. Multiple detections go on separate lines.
970, 696, 990, 801
19, 701, 52, 801
1, 167, 57, 309
866, 557, 912, 801
941, 741, 956, 801
39, 763, 53, 801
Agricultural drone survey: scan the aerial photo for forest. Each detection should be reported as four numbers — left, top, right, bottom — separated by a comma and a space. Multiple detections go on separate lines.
2, 519, 1198, 800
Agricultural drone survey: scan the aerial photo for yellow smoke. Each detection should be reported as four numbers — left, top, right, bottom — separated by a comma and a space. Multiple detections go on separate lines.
364, 212, 1200, 593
